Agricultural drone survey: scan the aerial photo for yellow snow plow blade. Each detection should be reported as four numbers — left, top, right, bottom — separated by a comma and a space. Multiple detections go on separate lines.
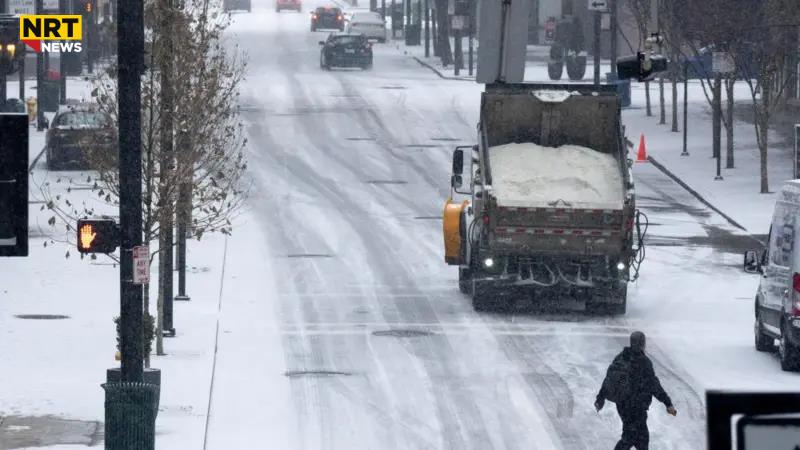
443, 198, 468, 265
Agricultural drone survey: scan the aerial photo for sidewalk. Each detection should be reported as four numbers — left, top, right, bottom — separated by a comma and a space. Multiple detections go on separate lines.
0, 69, 229, 449
386, 30, 790, 236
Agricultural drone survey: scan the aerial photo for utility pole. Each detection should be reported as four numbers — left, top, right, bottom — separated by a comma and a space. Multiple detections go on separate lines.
35, 0, 45, 130
424, 0, 429, 57
713, 73, 722, 180
18, 51, 24, 101
681, 63, 689, 156
381, 0, 385, 21
454, 27, 461, 75
116, 0, 144, 383
593, 10, 600, 85
610, 0, 617, 76
158, 0, 176, 338
59, 0, 66, 104
370, 0, 376, 12
86, 0, 95, 74
468, 4, 473, 76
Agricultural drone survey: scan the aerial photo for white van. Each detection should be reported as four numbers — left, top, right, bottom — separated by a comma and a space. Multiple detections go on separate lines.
744, 180, 800, 371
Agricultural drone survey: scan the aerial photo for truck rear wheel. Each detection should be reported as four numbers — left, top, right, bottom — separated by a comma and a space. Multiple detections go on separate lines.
472, 281, 506, 312
458, 268, 472, 294
779, 321, 800, 372
588, 285, 627, 315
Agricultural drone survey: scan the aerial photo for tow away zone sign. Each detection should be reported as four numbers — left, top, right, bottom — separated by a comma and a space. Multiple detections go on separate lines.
133, 246, 149, 285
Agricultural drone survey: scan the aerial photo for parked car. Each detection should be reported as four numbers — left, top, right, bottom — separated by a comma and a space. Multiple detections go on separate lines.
345, 13, 387, 42
224, 0, 251, 12
319, 33, 372, 70
45, 103, 116, 171
276, 0, 301, 12
311, 6, 344, 31
744, 180, 800, 371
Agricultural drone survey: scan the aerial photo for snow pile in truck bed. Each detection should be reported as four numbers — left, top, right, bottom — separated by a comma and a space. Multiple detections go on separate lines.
489, 142, 624, 209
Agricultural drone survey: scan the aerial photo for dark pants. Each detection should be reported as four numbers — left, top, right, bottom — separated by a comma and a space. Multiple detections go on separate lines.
614, 404, 649, 450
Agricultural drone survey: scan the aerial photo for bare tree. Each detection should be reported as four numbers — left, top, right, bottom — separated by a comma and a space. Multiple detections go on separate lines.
731, 0, 799, 192
35, 0, 248, 361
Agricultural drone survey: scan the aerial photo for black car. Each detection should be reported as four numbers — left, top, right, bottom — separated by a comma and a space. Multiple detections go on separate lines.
311, 6, 344, 31
224, 0, 251, 12
45, 104, 116, 171
319, 34, 373, 70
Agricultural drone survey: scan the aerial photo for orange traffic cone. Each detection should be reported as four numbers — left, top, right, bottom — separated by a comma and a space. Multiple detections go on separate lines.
635, 134, 648, 162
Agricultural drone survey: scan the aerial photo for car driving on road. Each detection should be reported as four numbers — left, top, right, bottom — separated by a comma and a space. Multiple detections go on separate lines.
345, 12, 387, 42
276, 0, 301, 12
310, 6, 344, 31
45, 103, 116, 171
745, 180, 800, 372
319, 33, 372, 70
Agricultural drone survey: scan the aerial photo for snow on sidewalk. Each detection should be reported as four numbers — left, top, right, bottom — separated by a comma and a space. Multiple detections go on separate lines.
623, 80, 790, 235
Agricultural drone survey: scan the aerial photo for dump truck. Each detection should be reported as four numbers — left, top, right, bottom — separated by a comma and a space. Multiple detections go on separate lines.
443, 83, 645, 313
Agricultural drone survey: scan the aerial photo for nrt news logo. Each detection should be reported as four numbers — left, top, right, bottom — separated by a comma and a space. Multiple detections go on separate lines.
19, 15, 83, 53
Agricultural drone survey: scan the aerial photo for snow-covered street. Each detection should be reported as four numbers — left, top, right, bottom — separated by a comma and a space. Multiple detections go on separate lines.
202, 2, 798, 448
1, 1, 799, 449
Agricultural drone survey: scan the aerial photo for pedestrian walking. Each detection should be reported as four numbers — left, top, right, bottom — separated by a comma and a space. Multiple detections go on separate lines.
595, 331, 677, 450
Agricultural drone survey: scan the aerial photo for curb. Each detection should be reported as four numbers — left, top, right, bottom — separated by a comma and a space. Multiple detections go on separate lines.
646, 155, 748, 232
29, 147, 46, 173
411, 56, 474, 82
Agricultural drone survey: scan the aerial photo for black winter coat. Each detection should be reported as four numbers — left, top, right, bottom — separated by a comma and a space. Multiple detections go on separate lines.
597, 347, 673, 411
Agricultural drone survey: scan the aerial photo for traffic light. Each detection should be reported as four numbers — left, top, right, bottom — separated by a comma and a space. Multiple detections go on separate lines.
0, 114, 29, 257
616, 52, 668, 82
76, 218, 120, 254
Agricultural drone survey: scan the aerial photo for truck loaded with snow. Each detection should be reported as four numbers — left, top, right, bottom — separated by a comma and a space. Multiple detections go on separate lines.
443, 83, 645, 313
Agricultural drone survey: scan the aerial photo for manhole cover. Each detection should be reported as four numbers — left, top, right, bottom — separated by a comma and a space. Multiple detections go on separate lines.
380, 86, 407, 90
430, 137, 460, 141
366, 180, 407, 185
284, 370, 352, 378
404, 144, 438, 148
286, 254, 334, 258
372, 329, 434, 338
346, 137, 376, 141
15, 314, 70, 320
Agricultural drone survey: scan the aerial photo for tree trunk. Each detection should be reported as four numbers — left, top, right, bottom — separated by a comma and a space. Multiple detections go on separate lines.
156, 286, 164, 355
725, 78, 735, 168
659, 77, 666, 124
759, 89, 771, 194
759, 120, 769, 193
671, 77, 679, 132
645, 81, 652, 116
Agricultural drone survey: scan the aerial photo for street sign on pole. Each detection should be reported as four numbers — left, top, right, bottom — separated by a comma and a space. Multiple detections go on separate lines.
712, 51, 735, 74
450, 14, 466, 30
588, 0, 608, 12
132, 245, 149, 285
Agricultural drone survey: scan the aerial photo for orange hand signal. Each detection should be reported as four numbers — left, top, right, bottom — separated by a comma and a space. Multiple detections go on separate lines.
80, 224, 97, 249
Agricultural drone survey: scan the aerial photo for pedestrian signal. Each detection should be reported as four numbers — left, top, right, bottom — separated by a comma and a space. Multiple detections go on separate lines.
76, 218, 119, 254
